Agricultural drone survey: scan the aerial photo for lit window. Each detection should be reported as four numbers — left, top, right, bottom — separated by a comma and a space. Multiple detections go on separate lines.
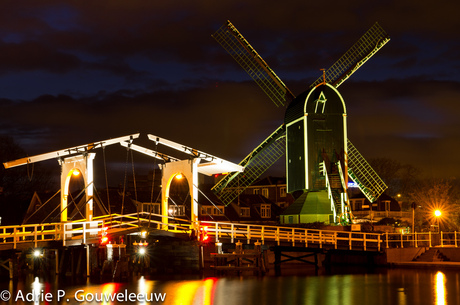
280, 187, 286, 197
170, 205, 185, 216
253, 189, 260, 195
262, 188, 269, 198
261, 204, 271, 218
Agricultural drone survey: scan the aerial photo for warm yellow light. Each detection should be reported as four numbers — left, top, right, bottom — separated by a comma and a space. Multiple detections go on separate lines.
435, 210, 442, 217
72, 169, 80, 176
435, 271, 446, 305
175, 173, 183, 180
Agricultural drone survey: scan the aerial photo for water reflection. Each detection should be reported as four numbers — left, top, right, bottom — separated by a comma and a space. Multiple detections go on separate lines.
2, 268, 460, 305
435, 271, 446, 305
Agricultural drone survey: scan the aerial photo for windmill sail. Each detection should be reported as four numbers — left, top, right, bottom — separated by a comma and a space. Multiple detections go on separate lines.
310, 22, 390, 89
211, 124, 286, 205
212, 20, 295, 107
347, 140, 387, 202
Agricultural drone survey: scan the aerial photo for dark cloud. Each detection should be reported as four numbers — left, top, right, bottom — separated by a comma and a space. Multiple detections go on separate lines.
0, 0, 459, 185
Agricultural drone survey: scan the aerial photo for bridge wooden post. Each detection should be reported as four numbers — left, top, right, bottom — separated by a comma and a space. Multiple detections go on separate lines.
363, 233, 367, 251
231, 224, 234, 243
34, 225, 38, 248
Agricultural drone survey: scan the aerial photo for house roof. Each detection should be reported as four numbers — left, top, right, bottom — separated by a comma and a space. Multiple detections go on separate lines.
251, 176, 286, 186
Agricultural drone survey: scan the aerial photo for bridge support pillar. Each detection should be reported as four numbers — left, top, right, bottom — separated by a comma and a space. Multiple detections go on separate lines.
160, 158, 201, 231
59, 153, 96, 222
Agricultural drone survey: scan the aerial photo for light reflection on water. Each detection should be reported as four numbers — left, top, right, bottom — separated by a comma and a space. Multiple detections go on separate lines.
2, 268, 460, 305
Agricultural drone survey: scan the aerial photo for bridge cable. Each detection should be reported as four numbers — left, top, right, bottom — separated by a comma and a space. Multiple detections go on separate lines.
194, 183, 231, 222
26, 160, 34, 181
22, 189, 61, 224
93, 184, 109, 214
130, 149, 141, 227
120, 144, 130, 223
148, 140, 160, 228
68, 192, 85, 219
46, 182, 92, 223
102, 146, 111, 216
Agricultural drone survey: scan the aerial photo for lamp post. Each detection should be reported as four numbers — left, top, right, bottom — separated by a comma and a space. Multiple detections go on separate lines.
434, 210, 441, 233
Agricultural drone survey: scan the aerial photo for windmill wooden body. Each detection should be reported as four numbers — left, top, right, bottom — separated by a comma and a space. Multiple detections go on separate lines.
212, 21, 389, 224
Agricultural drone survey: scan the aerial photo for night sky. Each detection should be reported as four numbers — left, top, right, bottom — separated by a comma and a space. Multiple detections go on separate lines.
1, 1, 459, 184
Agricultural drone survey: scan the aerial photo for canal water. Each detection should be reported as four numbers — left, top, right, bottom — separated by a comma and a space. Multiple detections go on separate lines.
0, 267, 458, 305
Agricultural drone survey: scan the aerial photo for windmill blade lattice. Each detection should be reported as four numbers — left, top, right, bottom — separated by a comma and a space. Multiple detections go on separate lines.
310, 22, 390, 89
347, 139, 387, 203
212, 124, 286, 205
213, 20, 295, 107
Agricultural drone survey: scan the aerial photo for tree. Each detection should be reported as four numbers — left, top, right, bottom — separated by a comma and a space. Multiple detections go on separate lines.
409, 178, 460, 232
0, 136, 57, 225
369, 157, 421, 198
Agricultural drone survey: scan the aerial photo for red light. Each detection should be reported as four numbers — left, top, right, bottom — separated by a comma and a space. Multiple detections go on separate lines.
199, 226, 209, 243
100, 226, 109, 244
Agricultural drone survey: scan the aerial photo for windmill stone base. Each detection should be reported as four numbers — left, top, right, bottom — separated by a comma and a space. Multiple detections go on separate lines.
280, 191, 334, 225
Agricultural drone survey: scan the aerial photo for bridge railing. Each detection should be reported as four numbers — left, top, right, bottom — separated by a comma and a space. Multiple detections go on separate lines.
0, 220, 104, 248
0, 223, 63, 248
203, 221, 382, 251
62, 221, 103, 246
95, 212, 193, 234
383, 231, 460, 248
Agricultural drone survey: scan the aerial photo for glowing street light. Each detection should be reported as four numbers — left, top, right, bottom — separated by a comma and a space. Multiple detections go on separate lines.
434, 209, 442, 232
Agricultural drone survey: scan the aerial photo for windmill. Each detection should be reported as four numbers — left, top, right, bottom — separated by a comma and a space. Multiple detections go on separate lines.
211, 20, 389, 224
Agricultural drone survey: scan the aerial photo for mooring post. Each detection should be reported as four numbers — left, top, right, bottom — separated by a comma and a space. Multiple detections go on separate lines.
55, 249, 59, 274
274, 247, 281, 276
86, 245, 90, 277
9, 258, 14, 279
215, 242, 223, 254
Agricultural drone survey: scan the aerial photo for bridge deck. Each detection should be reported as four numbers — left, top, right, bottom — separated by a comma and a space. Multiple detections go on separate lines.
0, 213, 457, 252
